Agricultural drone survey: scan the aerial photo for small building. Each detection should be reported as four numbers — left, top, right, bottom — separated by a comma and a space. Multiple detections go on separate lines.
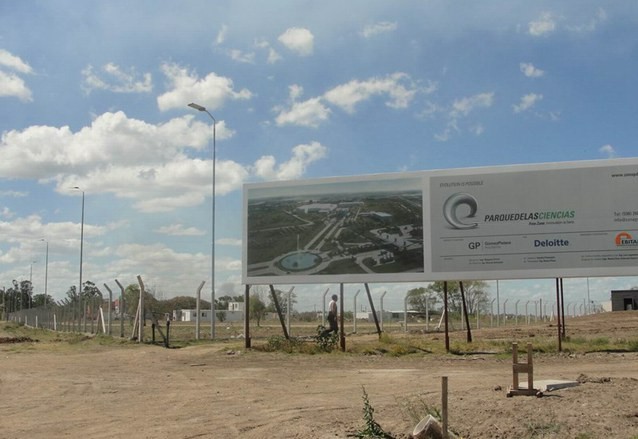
610, 289, 638, 311
175, 308, 244, 323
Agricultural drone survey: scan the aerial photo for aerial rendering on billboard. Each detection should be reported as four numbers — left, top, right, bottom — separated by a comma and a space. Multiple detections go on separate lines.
243, 158, 638, 285
243, 174, 425, 284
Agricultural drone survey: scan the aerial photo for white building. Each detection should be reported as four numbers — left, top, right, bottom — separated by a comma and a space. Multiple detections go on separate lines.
174, 303, 244, 323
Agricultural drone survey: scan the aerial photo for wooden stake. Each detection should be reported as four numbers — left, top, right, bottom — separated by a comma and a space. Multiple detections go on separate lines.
442, 376, 449, 439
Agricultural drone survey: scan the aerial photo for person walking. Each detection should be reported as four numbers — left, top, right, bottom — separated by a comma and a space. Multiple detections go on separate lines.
321, 294, 338, 337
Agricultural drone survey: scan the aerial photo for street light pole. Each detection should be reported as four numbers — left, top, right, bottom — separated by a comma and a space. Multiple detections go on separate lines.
73, 187, 85, 331
41, 239, 49, 310
29, 260, 36, 309
188, 102, 217, 339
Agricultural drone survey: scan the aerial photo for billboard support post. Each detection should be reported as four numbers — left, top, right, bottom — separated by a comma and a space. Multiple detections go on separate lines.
353, 289, 360, 333
555, 278, 562, 352
459, 281, 472, 343
322, 288, 329, 327
444, 281, 450, 353
364, 283, 382, 338
269, 284, 289, 339
339, 283, 345, 352
560, 278, 566, 339
244, 284, 251, 348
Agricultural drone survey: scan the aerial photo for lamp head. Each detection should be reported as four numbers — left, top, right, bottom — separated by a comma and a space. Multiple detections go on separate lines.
188, 102, 206, 112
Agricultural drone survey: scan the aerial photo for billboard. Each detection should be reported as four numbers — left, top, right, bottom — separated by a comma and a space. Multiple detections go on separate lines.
426, 158, 638, 280
243, 173, 425, 284
243, 158, 638, 284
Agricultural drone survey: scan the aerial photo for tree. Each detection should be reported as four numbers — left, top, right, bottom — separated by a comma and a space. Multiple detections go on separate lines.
426, 281, 489, 315
32, 293, 54, 308
81, 280, 101, 300
249, 292, 267, 326
162, 296, 198, 314
65, 285, 79, 304
406, 287, 439, 313
122, 284, 159, 318
266, 289, 297, 314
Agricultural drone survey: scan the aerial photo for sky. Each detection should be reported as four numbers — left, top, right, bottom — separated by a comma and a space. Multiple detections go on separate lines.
1, 1, 638, 312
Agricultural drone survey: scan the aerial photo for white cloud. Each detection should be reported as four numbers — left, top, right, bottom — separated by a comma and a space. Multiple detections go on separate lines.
0, 49, 33, 74
288, 84, 304, 101
255, 39, 282, 64
0, 190, 27, 198
278, 27, 314, 56
216, 24, 228, 45
0, 71, 32, 101
81, 63, 153, 94
434, 119, 459, 142
520, 62, 545, 78
567, 8, 607, 33
528, 12, 556, 36
0, 111, 327, 214
470, 124, 485, 136
274, 97, 331, 128
0, 49, 34, 101
450, 92, 494, 117
0, 214, 105, 250
434, 93, 494, 141
274, 73, 431, 128
0, 111, 229, 210
228, 49, 255, 64
360, 21, 397, 38
0, 207, 15, 219
157, 63, 252, 112
252, 141, 327, 180
323, 73, 420, 114
599, 144, 616, 158
513, 93, 543, 113
217, 237, 242, 246
155, 224, 205, 236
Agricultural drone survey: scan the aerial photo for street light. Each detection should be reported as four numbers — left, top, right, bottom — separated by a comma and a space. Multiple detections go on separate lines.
29, 260, 37, 309
73, 186, 85, 330
40, 239, 49, 310
188, 102, 217, 339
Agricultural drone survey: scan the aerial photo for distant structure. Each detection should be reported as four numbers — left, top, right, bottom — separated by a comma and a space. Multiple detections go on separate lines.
610, 289, 638, 311
361, 211, 393, 222
297, 203, 337, 214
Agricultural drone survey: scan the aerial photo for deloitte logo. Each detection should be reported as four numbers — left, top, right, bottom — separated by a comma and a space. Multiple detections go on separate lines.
615, 232, 638, 246
443, 192, 478, 229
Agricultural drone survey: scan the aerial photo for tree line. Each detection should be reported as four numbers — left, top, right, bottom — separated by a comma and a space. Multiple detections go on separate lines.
2, 279, 489, 322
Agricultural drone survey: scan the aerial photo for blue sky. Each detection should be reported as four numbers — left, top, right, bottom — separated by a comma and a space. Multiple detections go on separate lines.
1, 1, 638, 311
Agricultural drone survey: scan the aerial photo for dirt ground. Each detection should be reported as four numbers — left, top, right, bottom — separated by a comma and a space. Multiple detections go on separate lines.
2, 312, 638, 439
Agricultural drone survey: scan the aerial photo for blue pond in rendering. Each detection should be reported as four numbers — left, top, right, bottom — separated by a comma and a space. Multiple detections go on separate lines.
279, 251, 321, 271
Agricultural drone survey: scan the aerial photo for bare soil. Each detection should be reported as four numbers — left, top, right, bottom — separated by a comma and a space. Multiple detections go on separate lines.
1, 312, 638, 438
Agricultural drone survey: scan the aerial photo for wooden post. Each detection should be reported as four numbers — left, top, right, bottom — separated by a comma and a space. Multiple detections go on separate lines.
442, 376, 449, 439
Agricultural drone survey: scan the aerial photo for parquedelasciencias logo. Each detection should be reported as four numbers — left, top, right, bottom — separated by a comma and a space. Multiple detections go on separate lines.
615, 232, 638, 246
443, 192, 479, 229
